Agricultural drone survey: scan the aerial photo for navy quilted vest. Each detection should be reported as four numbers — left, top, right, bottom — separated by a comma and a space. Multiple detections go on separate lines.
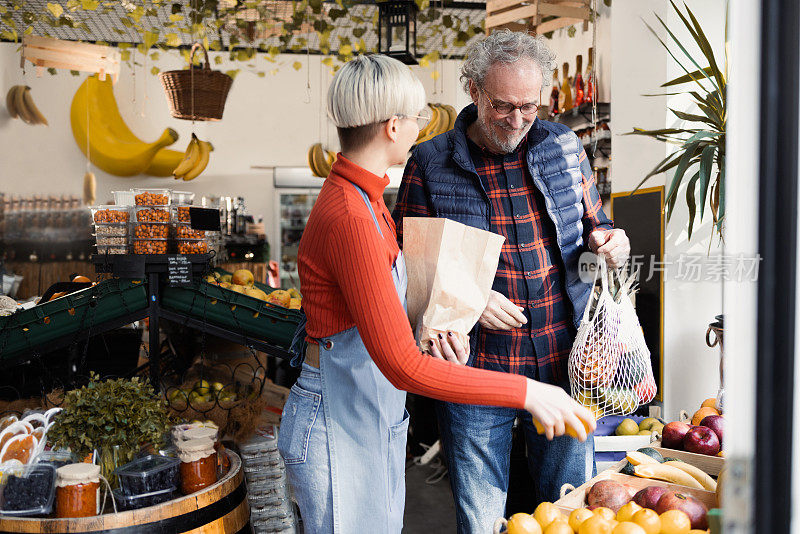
411, 104, 592, 328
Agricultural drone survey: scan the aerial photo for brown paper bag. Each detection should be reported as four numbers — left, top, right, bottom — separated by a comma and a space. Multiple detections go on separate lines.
403, 217, 505, 351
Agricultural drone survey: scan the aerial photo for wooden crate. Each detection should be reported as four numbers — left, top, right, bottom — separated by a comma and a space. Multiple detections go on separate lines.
554, 460, 719, 515
650, 440, 725, 476
485, 0, 591, 35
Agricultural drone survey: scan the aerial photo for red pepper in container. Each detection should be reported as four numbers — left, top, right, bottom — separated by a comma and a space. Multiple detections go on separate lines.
55, 463, 101, 518
177, 438, 217, 494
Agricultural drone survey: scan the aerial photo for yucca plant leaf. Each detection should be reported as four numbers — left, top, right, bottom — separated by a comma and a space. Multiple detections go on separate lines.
669, 107, 719, 128
662, 67, 717, 87
680, 1, 726, 91
633, 152, 684, 192
651, 12, 720, 93
686, 171, 700, 239
626, 127, 693, 136
666, 142, 701, 219
716, 163, 725, 232
643, 19, 711, 95
698, 144, 716, 220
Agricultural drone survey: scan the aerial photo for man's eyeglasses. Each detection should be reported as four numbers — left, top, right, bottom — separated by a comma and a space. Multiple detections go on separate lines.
479, 86, 539, 116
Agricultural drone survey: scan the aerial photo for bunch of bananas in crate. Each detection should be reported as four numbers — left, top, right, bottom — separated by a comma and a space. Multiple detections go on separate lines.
6, 85, 48, 125
173, 133, 214, 181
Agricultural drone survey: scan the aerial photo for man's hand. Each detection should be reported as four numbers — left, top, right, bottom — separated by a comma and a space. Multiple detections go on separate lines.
478, 290, 527, 331
589, 229, 630, 269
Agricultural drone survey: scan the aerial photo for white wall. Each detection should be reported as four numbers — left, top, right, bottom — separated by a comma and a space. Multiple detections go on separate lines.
0, 44, 471, 243
611, 0, 726, 420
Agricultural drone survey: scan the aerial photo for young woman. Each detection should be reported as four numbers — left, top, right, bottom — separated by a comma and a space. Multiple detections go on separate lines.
276, 54, 595, 533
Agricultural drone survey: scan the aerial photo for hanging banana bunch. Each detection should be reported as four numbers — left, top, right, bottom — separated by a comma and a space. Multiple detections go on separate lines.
173, 133, 214, 181
415, 103, 456, 145
6, 85, 48, 126
307, 143, 337, 178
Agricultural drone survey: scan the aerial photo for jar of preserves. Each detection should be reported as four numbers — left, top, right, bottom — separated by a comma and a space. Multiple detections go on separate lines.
177, 438, 217, 494
55, 463, 100, 518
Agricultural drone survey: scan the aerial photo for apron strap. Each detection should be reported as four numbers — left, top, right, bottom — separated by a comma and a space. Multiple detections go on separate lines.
350, 182, 384, 237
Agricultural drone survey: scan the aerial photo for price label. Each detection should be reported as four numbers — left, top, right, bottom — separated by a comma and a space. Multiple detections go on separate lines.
167, 255, 193, 286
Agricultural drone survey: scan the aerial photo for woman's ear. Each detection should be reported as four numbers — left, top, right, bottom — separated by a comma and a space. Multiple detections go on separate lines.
384, 116, 400, 143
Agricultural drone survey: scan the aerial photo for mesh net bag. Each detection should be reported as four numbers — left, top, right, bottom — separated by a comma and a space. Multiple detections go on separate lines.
568, 256, 656, 419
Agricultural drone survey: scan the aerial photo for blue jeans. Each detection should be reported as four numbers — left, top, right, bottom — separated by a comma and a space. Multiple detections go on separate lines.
436, 401, 596, 533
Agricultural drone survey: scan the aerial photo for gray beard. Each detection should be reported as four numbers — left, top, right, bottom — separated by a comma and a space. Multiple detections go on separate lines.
478, 119, 532, 154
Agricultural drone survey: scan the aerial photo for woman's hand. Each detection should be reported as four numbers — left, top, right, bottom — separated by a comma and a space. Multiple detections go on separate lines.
428, 331, 469, 366
523, 379, 597, 441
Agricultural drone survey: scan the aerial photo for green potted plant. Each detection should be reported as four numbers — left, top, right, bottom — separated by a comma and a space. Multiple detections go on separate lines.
48, 373, 173, 483
628, 1, 726, 240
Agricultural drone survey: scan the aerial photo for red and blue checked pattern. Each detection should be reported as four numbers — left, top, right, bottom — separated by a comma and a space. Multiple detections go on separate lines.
395, 136, 611, 385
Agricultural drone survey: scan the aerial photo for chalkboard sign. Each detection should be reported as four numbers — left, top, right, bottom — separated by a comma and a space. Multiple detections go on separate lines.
611, 186, 665, 402
112, 255, 145, 278
189, 207, 221, 231
167, 255, 193, 286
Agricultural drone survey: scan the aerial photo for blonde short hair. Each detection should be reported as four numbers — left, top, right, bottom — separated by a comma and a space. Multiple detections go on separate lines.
327, 54, 426, 128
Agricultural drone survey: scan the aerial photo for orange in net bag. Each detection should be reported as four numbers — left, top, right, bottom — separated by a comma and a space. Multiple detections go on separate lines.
567, 255, 656, 419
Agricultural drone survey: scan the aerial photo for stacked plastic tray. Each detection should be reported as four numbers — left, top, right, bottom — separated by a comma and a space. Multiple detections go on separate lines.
112, 455, 180, 510
239, 425, 298, 533
132, 188, 172, 255
91, 206, 131, 254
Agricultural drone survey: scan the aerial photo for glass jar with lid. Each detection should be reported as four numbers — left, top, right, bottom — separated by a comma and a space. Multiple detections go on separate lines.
55, 463, 101, 518
177, 438, 217, 494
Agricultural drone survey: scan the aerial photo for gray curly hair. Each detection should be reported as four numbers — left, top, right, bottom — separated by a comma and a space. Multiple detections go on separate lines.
460, 29, 556, 92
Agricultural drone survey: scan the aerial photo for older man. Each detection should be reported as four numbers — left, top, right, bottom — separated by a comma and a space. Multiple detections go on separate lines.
393, 30, 630, 530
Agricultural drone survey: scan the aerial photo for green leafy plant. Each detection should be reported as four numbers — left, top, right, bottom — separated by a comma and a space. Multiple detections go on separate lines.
628, 1, 726, 240
48, 373, 173, 473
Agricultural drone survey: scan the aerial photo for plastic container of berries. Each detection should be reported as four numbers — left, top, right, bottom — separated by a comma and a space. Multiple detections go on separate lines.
135, 206, 172, 223
112, 486, 177, 511
133, 238, 169, 255
133, 222, 171, 239
90, 206, 130, 224
115, 455, 180, 496
176, 239, 208, 254
0, 463, 56, 516
133, 189, 171, 207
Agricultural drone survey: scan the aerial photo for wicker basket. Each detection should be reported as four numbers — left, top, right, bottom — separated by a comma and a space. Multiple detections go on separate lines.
159, 42, 233, 121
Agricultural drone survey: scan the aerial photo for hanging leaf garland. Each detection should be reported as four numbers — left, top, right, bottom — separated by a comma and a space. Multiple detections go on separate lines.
0, 0, 485, 76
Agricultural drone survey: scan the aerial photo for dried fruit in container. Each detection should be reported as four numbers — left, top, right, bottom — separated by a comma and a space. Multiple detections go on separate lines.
0, 433, 38, 464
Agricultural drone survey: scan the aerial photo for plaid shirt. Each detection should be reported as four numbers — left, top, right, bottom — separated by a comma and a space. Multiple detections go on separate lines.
394, 132, 612, 385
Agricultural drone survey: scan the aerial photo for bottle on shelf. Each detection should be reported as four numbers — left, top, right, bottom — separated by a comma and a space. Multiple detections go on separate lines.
549, 67, 560, 118
573, 54, 585, 108
585, 47, 595, 104
559, 62, 573, 113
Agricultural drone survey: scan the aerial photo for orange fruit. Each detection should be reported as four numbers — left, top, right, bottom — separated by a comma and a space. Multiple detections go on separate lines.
544, 521, 574, 534
658, 510, 691, 534
700, 398, 717, 409
632, 509, 661, 534
506, 513, 542, 534
570, 508, 595, 531
72, 275, 91, 283
612, 523, 646, 534
593, 508, 616, 522
534, 502, 563, 529
578, 515, 612, 534
691, 407, 720, 426
616, 502, 643, 523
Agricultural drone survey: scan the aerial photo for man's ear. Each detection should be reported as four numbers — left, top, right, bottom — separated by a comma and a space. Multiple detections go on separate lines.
384, 116, 400, 143
469, 80, 479, 105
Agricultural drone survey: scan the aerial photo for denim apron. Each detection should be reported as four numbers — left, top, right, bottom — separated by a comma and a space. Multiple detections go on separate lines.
278, 182, 409, 533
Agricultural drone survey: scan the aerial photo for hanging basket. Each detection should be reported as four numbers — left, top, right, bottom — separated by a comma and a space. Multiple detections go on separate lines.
158, 42, 233, 121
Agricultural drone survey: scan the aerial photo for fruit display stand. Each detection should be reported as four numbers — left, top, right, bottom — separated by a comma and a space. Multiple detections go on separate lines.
554, 459, 719, 515
91, 253, 296, 390
593, 415, 655, 472
0, 278, 148, 363
0, 450, 250, 533
649, 440, 725, 476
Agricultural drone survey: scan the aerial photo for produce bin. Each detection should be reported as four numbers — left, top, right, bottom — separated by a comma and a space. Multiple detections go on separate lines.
161, 280, 302, 350
0, 279, 147, 361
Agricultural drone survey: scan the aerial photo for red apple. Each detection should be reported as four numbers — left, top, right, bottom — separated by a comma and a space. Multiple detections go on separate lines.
656, 491, 709, 529
700, 414, 724, 446
661, 421, 692, 449
683, 425, 721, 455
632, 485, 668, 510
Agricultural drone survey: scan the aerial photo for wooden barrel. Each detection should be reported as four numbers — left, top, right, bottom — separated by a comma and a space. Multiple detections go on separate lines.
0, 451, 250, 534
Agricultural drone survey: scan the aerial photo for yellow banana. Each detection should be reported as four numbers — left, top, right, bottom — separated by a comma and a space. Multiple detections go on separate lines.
71, 75, 179, 176
83, 171, 96, 205
15, 86, 35, 124
313, 144, 330, 177
325, 150, 336, 167
416, 103, 437, 142
5, 86, 20, 119
417, 104, 443, 144
307, 144, 318, 177
443, 104, 457, 131
633, 464, 705, 490
625, 451, 660, 466
663, 461, 717, 491
21, 87, 47, 125
182, 138, 211, 181
173, 135, 200, 178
